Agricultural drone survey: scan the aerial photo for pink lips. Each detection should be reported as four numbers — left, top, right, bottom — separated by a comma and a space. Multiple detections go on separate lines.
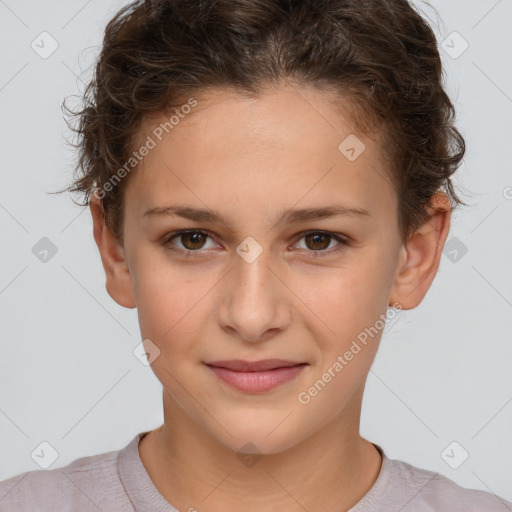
204, 359, 307, 392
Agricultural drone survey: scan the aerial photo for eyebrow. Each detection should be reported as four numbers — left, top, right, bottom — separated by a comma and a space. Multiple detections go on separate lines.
143, 204, 371, 227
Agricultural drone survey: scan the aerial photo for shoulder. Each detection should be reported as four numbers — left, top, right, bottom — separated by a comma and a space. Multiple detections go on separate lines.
388, 457, 512, 511
0, 445, 133, 512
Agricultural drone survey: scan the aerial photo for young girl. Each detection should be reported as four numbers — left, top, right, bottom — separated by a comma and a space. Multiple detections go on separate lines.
1, 0, 510, 510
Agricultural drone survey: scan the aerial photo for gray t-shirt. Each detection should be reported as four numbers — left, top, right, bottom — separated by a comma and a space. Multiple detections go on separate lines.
1, 431, 511, 511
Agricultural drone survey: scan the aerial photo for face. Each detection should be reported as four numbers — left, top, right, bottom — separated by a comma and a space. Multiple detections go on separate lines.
94, 83, 445, 456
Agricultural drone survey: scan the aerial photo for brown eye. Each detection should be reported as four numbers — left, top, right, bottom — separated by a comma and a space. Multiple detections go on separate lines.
304, 232, 332, 251
294, 231, 349, 257
177, 231, 208, 250
165, 230, 217, 254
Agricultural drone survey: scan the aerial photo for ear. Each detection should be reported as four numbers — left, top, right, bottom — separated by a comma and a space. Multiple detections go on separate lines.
90, 193, 136, 309
389, 192, 452, 310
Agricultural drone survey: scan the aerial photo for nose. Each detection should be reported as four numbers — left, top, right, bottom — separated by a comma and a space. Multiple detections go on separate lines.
216, 249, 291, 344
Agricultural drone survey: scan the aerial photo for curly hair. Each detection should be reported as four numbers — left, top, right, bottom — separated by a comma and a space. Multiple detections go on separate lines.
61, 0, 467, 245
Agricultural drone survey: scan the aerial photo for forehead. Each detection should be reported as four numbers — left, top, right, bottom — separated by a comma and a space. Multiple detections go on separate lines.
125, 85, 396, 227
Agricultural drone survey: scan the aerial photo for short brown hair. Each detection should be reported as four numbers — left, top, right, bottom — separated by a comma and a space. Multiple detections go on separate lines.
62, 0, 466, 244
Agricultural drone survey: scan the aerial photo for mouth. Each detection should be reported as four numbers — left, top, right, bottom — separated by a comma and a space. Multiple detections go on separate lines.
203, 359, 308, 392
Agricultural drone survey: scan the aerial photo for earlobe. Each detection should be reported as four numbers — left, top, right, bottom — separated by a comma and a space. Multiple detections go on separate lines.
389, 192, 452, 310
90, 194, 136, 309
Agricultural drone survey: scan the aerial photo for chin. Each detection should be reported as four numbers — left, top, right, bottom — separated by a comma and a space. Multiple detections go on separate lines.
223, 434, 298, 457
213, 412, 303, 456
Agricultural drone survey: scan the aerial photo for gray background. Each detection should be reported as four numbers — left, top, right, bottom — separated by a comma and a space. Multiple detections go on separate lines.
1, 0, 511, 504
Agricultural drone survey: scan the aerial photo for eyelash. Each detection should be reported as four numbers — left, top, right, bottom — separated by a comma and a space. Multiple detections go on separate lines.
163, 230, 350, 259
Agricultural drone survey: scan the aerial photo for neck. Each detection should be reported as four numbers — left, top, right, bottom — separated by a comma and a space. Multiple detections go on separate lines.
138, 390, 383, 512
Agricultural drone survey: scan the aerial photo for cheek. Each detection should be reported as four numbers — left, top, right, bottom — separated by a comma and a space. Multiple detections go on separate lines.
130, 233, 398, 353
130, 255, 197, 345
295, 249, 396, 337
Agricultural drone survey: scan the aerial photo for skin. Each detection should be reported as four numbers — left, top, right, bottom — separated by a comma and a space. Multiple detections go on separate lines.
90, 83, 451, 512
